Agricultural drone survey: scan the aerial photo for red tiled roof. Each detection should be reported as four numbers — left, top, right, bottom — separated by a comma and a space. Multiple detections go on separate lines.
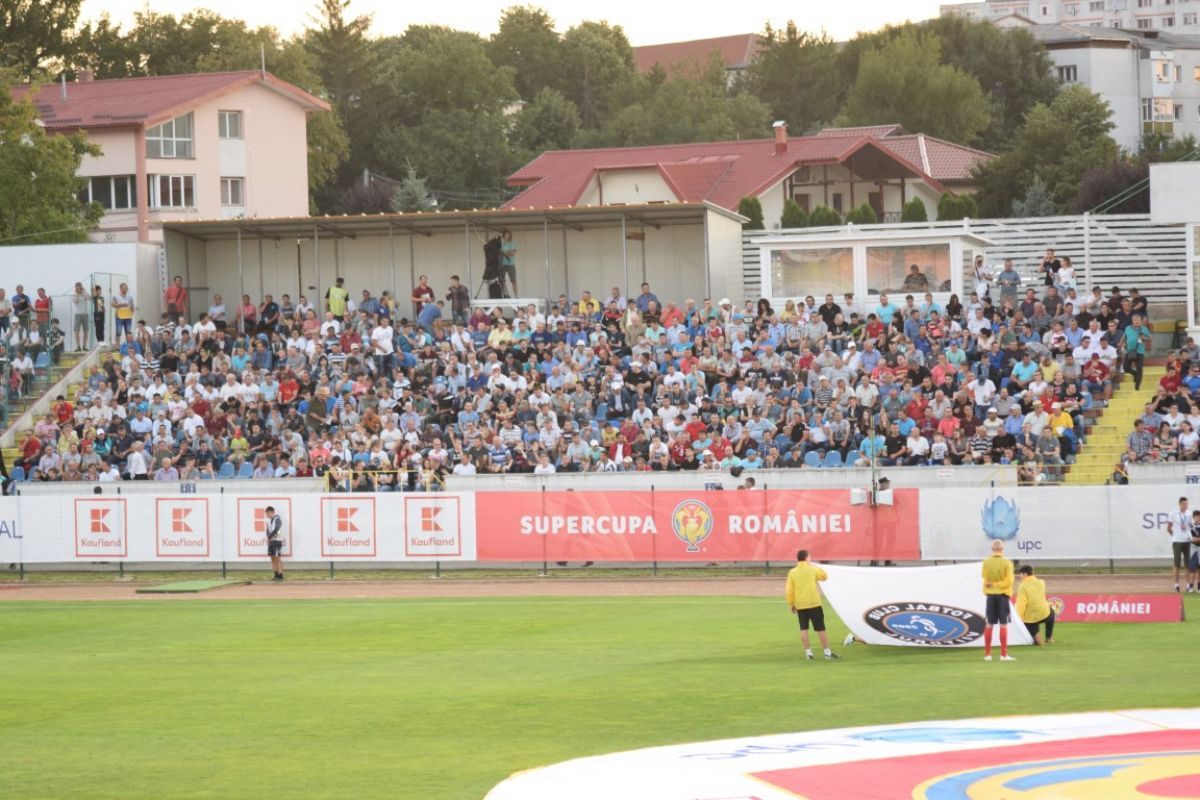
11, 71, 329, 131
505, 127, 992, 211
633, 34, 760, 74
815, 124, 903, 138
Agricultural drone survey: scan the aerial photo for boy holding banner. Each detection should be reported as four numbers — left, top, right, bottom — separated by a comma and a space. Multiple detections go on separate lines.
786, 550, 840, 661
982, 540, 1015, 662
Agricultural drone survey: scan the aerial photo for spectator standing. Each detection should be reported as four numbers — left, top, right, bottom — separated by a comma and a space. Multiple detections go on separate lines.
446, 275, 470, 326
411, 275, 434, 317
500, 230, 518, 295
208, 294, 227, 331
1039, 248, 1061, 287
1122, 312, 1151, 391
1166, 496, 1192, 592
70, 282, 90, 350
111, 283, 134, 337
996, 260, 1021, 304
91, 285, 106, 343
326, 276, 349, 318
11, 285, 30, 328
0, 288, 11, 334
164, 276, 189, 320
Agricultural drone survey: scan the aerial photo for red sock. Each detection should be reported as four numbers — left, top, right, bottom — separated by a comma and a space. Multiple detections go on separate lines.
984, 626, 993, 656
999, 626, 1009, 657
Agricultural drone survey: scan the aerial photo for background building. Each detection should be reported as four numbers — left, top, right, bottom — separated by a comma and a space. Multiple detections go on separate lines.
632, 34, 761, 84
942, 0, 1200, 32
12, 70, 329, 243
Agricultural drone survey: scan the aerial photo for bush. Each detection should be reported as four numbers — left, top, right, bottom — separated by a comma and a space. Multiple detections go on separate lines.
900, 197, 928, 222
738, 197, 764, 230
807, 205, 842, 227
780, 198, 808, 229
845, 203, 878, 225
936, 192, 979, 221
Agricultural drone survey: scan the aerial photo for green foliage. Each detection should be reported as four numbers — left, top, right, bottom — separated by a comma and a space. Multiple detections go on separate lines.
780, 198, 808, 229
972, 84, 1118, 217
510, 87, 580, 161
1074, 161, 1148, 215
838, 29, 991, 145
331, 180, 396, 214
488, 5, 563, 101
738, 22, 843, 133
900, 197, 928, 222
0, 0, 83, 77
558, 21, 639, 129
844, 203, 878, 225
1011, 176, 1059, 217
808, 205, 842, 227
393, 165, 435, 212
1138, 132, 1199, 163
936, 192, 978, 220
738, 196, 764, 230
0, 86, 102, 244
305, 0, 375, 139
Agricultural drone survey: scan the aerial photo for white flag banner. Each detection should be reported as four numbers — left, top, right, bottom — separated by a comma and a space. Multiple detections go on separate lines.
820, 563, 1034, 648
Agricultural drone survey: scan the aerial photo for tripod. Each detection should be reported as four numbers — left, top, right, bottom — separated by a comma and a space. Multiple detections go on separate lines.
475, 275, 511, 300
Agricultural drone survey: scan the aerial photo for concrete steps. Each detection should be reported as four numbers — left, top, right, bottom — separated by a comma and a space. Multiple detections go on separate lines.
1064, 365, 1166, 486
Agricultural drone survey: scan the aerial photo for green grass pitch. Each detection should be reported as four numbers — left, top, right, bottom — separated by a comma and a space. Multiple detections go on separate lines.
1, 595, 1194, 799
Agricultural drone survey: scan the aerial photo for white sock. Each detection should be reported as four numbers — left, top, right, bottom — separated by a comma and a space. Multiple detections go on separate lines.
824, 648, 832, 656
805, 648, 813, 657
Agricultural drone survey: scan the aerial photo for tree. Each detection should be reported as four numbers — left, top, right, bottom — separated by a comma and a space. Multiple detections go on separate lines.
332, 180, 396, 214
594, 64, 770, 147
305, 0, 375, 172
1011, 176, 1059, 217
510, 87, 580, 161
488, 6, 563, 100
393, 165, 435, 212
808, 205, 842, 226
972, 85, 1118, 216
1, 0, 83, 77
70, 15, 142, 77
738, 197, 764, 230
845, 203, 878, 224
739, 22, 842, 134
558, 21, 639, 129
837, 29, 991, 145
900, 197, 928, 222
781, 198, 808, 228
0, 86, 102, 245
937, 192, 978, 220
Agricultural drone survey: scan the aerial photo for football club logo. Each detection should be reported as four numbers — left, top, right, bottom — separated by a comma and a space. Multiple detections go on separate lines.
864, 602, 985, 645
672, 500, 713, 553
1048, 595, 1066, 617
981, 496, 1020, 540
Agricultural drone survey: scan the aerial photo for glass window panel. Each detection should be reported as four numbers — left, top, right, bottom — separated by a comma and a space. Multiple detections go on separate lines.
768, 247, 854, 298
146, 139, 162, 158
91, 177, 112, 209
183, 176, 194, 207
114, 176, 129, 209
866, 244, 952, 296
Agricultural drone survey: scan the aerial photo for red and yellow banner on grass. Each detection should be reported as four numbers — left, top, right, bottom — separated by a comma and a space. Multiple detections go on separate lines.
475, 489, 920, 562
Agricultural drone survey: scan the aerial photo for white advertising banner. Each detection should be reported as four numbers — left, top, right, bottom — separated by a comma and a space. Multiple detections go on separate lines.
0, 493, 477, 563
820, 563, 1034, 648
919, 486, 1175, 560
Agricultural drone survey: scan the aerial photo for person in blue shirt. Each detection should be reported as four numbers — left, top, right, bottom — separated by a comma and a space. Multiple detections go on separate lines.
417, 300, 443, 333
873, 293, 899, 328
634, 282, 659, 314
1008, 352, 1039, 396
1183, 362, 1200, 398
1122, 312, 1151, 390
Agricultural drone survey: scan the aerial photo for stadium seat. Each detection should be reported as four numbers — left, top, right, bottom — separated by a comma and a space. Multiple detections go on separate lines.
236, 462, 253, 479
34, 352, 49, 370
11, 466, 24, 482
217, 462, 235, 479
823, 450, 843, 468
803, 451, 821, 468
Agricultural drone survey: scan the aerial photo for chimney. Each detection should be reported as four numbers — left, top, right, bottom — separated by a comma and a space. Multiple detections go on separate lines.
773, 120, 788, 155
78, 70, 94, 83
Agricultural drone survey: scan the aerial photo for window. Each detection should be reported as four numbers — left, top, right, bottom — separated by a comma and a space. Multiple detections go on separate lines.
220, 177, 244, 206
1138, 0, 1153, 7
218, 110, 242, 140
1110, 0, 1128, 9
791, 192, 811, 212
1155, 60, 1173, 80
149, 175, 195, 208
1186, 11, 1199, 21
1041, 4, 1050, 14
1090, 0, 1105, 9
1176, 65, 1183, 80
79, 175, 136, 210
1065, 3, 1078, 13
1138, 16, 1155, 26
1163, 13, 1177, 23
1057, 65, 1079, 82
768, 247, 854, 298
1143, 97, 1176, 121
145, 112, 193, 158
1175, 102, 1184, 119
832, 193, 844, 213
866, 244, 952, 297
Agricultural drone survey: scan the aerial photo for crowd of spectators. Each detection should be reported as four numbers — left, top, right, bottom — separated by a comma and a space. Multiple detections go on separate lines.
5, 247, 1173, 489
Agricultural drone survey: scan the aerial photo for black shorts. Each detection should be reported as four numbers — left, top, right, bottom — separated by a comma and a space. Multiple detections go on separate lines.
1024, 610, 1054, 637
985, 594, 1010, 625
795, 606, 826, 632
267, 539, 283, 557
1173, 541, 1190, 569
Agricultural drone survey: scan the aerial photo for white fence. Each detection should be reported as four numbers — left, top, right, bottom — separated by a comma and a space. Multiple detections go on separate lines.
743, 213, 1188, 307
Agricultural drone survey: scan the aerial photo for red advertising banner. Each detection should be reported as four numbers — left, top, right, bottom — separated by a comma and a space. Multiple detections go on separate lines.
474, 489, 919, 562
1049, 594, 1184, 623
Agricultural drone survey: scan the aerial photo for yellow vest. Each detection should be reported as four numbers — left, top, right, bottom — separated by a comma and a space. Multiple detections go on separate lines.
1016, 576, 1051, 622
327, 286, 349, 316
786, 562, 827, 610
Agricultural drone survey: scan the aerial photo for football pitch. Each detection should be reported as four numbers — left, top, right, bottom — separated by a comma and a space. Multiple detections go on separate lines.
1, 594, 1193, 799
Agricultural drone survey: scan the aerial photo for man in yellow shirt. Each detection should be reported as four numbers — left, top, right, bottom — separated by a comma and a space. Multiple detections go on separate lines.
981, 539, 1015, 662
786, 550, 839, 661
1016, 565, 1055, 645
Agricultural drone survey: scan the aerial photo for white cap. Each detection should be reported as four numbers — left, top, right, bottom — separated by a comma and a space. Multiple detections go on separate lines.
590, 439, 599, 446
719, 298, 731, 305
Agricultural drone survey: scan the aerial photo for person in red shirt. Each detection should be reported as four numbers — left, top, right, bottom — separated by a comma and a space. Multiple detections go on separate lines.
164, 276, 189, 319
53, 396, 73, 425
1159, 366, 1182, 395
278, 373, 300, 405
685, 415, 707, 442
33, 288, 51, 327
905, 390, 929, 422
19, 431, 42, 470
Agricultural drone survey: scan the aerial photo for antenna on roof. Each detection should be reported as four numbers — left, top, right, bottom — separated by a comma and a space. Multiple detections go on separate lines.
60, 73, 67, 102
260, 43, 266, 77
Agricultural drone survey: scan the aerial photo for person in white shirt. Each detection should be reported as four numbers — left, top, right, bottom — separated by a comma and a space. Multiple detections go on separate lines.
533, 454, 556, 475
98, 463, 121, 482
905, 429, 930, 465
1165, 497, 1194, 592
452, 454, 477, 476
126, 442, 151, 479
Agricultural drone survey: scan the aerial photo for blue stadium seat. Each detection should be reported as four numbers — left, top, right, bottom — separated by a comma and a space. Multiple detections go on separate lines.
10, 466, 25, 482
217, 462, 235, 479
34, 352, 49, 370
803, 451, 821, 468
236, 462, 253, 479
823, 450, 843, 468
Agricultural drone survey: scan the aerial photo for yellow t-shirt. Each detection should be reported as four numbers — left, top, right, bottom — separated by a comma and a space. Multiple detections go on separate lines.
786, 561, 827, 610
981, 553, 1013, 595
1016, 576, 1051, 622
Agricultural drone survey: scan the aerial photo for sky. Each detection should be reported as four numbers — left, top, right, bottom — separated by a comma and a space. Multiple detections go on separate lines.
78, 0, 947, 44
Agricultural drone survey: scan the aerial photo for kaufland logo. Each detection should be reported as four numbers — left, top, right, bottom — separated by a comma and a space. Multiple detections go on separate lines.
337, 507, 359, 533
75, 499, 126, 558
253, 508, 270, 533
320, 498, 376, 557
171, 508, 192, 533
156, 499, 209, 558
90, 508, 111, 533
406, 497, 461, 557
237, 498, 291, 558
